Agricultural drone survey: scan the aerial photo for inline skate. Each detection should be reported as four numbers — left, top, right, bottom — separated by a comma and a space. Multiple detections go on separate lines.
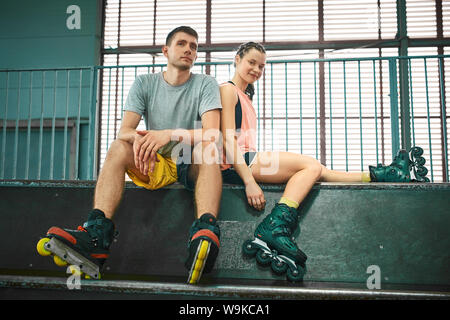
369, 146, 430, 182
36, 210, 116, 279
185, 213, 221, 284
242, 203, 307, 282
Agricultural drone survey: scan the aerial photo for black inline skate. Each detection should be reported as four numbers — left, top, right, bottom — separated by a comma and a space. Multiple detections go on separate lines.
185, 213, 221, 284
36, 210, 116, 279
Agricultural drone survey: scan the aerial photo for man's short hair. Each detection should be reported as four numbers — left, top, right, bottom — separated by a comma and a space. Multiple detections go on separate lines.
165, 26, 199, 46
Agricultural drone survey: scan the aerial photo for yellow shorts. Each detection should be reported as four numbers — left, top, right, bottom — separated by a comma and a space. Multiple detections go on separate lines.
126, 153, 178, 190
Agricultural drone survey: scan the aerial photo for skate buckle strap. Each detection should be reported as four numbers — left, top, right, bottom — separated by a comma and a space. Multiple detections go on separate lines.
191, 229, 220, 248
190, 214, 220, 240
82, 218, 118, 249
272, 226, 291, 237
281, 211, 296, 224
83, 219, 104, 228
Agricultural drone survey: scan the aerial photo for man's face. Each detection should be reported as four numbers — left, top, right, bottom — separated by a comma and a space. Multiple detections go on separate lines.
163, 32, 198, 70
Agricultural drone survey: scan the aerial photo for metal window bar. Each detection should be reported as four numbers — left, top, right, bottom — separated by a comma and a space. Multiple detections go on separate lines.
97, 56, 449, 182
1, 55, 449, 182
0, 67, 96, 181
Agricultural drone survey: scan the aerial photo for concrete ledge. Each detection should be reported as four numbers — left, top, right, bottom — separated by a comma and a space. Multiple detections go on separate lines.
0, 180, 449, 287
1, 179, 449, 190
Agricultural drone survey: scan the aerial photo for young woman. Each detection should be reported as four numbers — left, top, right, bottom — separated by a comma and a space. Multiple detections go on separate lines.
219, 42, 428, 281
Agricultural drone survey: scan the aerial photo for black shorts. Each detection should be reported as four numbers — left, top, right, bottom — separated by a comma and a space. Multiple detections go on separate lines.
177, 151, 258, 190
221, 152, 257, 185
177, 160, 195, 192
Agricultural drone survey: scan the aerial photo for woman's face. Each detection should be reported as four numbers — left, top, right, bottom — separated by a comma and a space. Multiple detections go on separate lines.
235, 48, 266, 84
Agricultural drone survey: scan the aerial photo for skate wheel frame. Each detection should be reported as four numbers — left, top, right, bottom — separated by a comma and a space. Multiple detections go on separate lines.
36, 237, 101, 280
243, 237, 305, 282
409, 146, 430, 182
187, 239, 211, 284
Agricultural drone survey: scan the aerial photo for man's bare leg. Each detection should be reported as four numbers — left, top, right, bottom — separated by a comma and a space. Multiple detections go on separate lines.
193, 163, 222, 219
189, 141, 222, 218
37, 138, 145, 277
94, 139, 148, 220
185, 141, 222, 284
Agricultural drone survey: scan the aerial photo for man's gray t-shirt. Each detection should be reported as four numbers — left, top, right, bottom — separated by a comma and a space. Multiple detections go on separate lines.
124, 72, 222, 158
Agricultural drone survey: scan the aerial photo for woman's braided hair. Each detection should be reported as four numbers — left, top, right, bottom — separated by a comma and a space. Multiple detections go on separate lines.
235, 42, 266, 100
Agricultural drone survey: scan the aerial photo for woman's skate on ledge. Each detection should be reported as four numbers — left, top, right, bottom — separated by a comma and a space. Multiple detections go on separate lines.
369, 146, 430, 182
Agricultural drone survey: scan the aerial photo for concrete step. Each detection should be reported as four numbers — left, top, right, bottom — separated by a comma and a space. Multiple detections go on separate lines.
0, 180, 449, 289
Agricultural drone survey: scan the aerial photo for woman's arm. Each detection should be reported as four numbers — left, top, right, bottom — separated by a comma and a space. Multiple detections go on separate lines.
220, 85, 265, 210
220, 85, 254, 184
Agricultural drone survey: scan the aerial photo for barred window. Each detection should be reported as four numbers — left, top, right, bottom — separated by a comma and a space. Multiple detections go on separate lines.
101, 0, 449, 182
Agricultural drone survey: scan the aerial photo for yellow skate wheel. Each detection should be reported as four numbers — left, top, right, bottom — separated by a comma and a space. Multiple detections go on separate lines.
68, 265, 83, 277
194, 258, 204, 270
36, 238, 51, 256
53, 255, 68, 267
85, 273, 101, 280
197, 240, 209, 260
188, 240, 210, 284
189, 270, 201, 284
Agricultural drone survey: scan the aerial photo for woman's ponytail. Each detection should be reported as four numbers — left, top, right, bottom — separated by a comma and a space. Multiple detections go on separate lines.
245, 84, 255, 100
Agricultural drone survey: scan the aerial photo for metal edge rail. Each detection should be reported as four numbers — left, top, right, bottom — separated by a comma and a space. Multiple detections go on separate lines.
1, 179, 450, 191
0, 275, 448, 300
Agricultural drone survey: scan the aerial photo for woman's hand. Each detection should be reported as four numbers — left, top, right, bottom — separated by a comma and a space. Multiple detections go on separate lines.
245, 180, 266, 211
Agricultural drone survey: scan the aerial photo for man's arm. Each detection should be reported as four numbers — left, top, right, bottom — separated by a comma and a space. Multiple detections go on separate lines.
117, 111, 142, 144
168, 109, 221, 145
117, 110, 155, 174
137, 109, 221, 174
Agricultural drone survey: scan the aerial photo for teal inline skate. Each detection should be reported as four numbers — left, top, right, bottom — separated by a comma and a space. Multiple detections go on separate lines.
242, 203, 307, 282
369, 146, 430, 182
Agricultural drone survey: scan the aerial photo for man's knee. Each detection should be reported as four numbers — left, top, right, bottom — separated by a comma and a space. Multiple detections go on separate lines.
105, 139, 133, 164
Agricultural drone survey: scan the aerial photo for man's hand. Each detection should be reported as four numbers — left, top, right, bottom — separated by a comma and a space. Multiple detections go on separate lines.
133, 129, 171, 175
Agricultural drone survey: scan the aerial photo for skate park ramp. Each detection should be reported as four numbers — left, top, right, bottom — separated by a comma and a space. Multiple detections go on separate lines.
0, 180, 449, 299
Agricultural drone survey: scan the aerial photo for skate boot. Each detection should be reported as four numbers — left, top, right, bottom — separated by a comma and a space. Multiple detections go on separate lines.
185, 213, 220, 284
242, 203, 307, 282
369, 146, 430, 182
36, 210, 116, 279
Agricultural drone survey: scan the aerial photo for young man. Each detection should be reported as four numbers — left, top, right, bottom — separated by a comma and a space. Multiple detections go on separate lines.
36, 26, 223, 284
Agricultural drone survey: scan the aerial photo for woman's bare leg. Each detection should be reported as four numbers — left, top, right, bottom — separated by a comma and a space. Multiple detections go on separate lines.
250, 151, 322, 204
319, 165, 366, 182
250, 152, 368, 204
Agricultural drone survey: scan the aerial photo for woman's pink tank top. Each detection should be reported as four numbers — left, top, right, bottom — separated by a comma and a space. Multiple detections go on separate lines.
220, 82, 257, 171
